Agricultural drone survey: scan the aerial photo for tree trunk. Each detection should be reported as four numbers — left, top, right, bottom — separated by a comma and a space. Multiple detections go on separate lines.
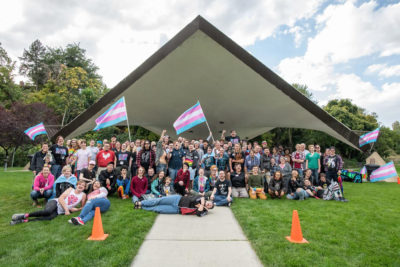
4, 148, 9, 171
288, 128, 293, 148
61, 106, 68, 126
11, 147, 16, 167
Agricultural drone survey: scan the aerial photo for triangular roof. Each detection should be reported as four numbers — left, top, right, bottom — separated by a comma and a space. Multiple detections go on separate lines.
54, 15, 365, 150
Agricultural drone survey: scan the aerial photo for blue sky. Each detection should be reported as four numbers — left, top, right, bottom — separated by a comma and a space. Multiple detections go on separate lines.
0, 0, 399, 127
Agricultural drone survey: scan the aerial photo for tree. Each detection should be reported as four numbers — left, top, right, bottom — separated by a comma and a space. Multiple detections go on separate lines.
0, 102, 59, 170
0, 43, 21, 108
27, 66, 107, 126
392, 121, 400, 132
19, 40, 48, 91
292, 83, 317, 104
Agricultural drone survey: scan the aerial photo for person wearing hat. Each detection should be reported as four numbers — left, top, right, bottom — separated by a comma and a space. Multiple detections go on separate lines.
79, 160, 97, 193
98, 162, 118, 195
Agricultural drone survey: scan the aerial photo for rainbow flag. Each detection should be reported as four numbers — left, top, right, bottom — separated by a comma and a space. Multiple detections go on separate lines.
24, 122, 47, 140
94, 96, 127, 131
173, 101, 206, 135
359, 128, 380, 147
360, 166, 367, 179
184, 158, 193, 167
370, 161, 398, 182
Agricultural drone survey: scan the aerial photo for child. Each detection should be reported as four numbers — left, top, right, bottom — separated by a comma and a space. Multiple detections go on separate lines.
268, 171, 285, 199
161, 177, 176, 196
116, 166, 130, 199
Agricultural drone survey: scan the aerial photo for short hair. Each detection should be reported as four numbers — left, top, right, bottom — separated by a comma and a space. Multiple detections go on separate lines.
62, 165, 72, 173
107, 162, 114, 166
42, 142, 48, 147
56, 136, 64, 142
121, 165, 128, 171
320, 173, 326, 178
77, 180, 86, 186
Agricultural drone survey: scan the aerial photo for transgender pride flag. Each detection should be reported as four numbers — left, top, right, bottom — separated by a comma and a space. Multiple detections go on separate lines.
370, 161, 398, 182
359, 128, 380, 147
94, 96, 127, 131
173, 101, 206, 135
24, 122, 47, 140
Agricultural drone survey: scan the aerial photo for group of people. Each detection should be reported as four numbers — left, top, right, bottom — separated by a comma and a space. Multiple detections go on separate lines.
10, 129, 347, 225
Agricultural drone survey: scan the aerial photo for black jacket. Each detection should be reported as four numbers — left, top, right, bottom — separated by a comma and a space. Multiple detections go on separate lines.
99, 169, 119, 188
287, 178, 303, 194
269, 178, 283, 192
30, 151, 47, 172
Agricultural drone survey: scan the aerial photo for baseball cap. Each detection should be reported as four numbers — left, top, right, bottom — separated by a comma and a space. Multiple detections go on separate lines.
89, 160, 96, 165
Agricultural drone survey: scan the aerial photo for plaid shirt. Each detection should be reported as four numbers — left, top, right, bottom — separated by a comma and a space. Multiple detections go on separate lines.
136, 149, 155, 168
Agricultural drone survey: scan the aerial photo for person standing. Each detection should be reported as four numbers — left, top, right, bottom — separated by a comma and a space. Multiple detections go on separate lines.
87, 140, 99, 162
305, 144, 321, 185
291, 144, 305, 178
277, 157, 292, 192
221, 129, 240, 145
136, 140, 155, 173
324, 147, 343, 182
185, 144, 200, 188
229, 144, 245, 173
167, 141, 185, 181
115, 143, 131, 173
74, 140, 91, 180
30, 143, 50, 177
156, 130, 168, 174
50, 136, 68, 179
96, 143, 115, 176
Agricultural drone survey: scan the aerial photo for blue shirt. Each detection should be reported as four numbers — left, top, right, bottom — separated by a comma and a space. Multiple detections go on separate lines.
168, 148, 185, 169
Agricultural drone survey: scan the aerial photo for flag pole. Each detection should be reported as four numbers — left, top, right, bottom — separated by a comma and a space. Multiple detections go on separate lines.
197, 99, 215, 143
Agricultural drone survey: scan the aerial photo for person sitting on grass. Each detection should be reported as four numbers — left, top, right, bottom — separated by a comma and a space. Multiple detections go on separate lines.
230, 163, 248, 198
210, 171, 233, 206
116, 166, 130, 199
315, 173, 330, 198
303, 169, 313, 184
151, 171, 166, 198
191, 168, 211, 199
98, 162, 118, 195
31, 165, 54, 207
174, 163, 190, 196
160, 177, 176, 196
268, 170, 285, 199
286, 170, 306, 200
11, 181, 86, 225
70, 181, 110, 226
134, 194, 214, 216
146, 167, 156, 194
79, 160, 97, 193
131, 167, 148, 204
248, 166, 267, 200
52, 165, 77, 198
302, 179, 316, 198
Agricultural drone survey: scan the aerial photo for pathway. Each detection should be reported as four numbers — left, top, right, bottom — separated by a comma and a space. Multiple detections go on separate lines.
131, 207, 263, 267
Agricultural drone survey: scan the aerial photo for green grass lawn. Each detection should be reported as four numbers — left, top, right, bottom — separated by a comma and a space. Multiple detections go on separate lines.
0, 171, 156, 267
232, 182, 400, 267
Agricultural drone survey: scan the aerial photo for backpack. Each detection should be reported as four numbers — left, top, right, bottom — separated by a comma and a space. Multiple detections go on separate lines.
323, 181, 343, 201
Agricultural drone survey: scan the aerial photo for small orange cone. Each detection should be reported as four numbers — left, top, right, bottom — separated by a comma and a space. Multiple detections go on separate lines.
286, 210, 308, 243
88, 207, 108, 241
397, 177, 400, 184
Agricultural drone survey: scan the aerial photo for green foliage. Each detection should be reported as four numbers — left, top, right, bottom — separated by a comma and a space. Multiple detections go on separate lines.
232, 182, 400, 266
292, 83, 317, 104
0, 171, 156, 266
0, 43, 22, 108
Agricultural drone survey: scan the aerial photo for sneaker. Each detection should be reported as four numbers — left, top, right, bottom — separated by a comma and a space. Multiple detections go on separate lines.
10, 219, 26, 225
227, 202, 232, 207
341, 198, 349, 202
71, 217, 84, 226
68, 219, 72, 224
11, 214, 25, 221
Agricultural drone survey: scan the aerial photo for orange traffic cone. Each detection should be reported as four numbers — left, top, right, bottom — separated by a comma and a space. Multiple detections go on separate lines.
286, 210, 308, 243
88, 207, 109, 241
397, 177, 400, 184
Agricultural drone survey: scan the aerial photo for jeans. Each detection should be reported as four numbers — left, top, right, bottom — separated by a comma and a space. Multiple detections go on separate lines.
78, 198, 110, 223
214, 193, 232, 206
311, 169, 319, 185
327, 170, 338, 183
117, 179, 131, 195
31, 190, 53, 200
51, 165, 62, 179
168, 168, 178, 182
156, 164, 167, 174
28, 199, 58, 221
286, 189, 307, 200
141, 195, 182, 214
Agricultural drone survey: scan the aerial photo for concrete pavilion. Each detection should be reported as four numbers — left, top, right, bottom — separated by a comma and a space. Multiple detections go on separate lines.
54, 16, 363, 150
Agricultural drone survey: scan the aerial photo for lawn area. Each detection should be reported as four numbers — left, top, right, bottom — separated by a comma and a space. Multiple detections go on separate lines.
232, 182, 400, 267
0, 171, 157, 267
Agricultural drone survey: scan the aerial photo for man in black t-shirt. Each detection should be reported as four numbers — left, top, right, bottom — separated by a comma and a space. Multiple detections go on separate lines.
79, 160, 96, 193
115, 143, 131, 172
221, 130, 241, 145
50, 136, 68, 179
210, 171, 233, 206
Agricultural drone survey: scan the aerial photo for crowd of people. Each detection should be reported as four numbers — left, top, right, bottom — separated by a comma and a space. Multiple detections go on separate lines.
10, 129, 348, 225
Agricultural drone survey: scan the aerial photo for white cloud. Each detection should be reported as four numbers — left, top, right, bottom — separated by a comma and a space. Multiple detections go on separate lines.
0, 0, 323, 87
366, 64, 400, 78
277, 1, 400, 126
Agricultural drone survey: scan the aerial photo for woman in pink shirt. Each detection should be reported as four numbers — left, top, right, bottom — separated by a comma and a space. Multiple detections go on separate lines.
31, 165, 54, 207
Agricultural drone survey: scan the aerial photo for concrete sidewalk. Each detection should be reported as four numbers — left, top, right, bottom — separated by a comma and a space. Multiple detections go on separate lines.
131, 207, 263, 267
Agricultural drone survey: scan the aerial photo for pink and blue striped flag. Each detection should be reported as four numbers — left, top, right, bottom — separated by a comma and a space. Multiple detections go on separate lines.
173, 101, 206, 135
94, 96, 127, 131
370, 161, 398, 182
24, 122, 47, 140
359, 127, 380, 147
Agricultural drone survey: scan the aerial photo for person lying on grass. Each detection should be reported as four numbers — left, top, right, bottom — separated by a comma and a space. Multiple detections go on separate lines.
70, 181, 110, 226
134, 194, 214, 216
10, 181, 86, 225
268, 171, 285, 199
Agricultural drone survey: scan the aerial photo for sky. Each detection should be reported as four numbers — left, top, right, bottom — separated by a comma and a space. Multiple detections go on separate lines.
1, 0, 399, 128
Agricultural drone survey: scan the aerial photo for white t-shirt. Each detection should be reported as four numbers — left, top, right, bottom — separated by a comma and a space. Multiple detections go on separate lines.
75, 148, 91, 171
56, 190, 84, 214
87, 146, 99, 161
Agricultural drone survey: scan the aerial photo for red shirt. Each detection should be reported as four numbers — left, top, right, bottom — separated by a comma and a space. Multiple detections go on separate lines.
130, 176, 148, 197
96, 150, 115, 167
175, 169, 190, 189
